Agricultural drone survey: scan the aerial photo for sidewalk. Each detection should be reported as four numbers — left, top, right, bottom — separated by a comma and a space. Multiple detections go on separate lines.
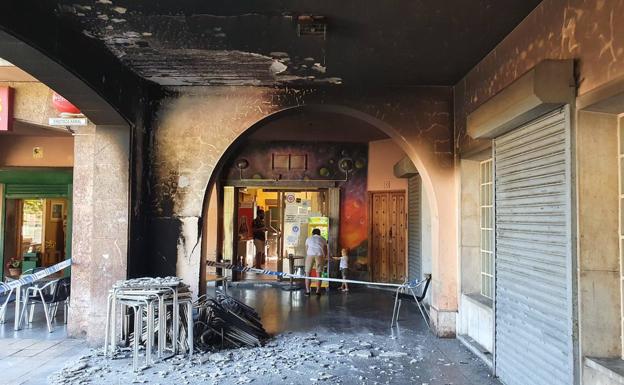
0, 300, 89, 385
0, 338, 89, 385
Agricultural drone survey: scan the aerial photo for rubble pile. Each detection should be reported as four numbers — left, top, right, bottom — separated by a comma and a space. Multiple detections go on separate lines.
49, 331, 430, 385
114, 276, 184, 288
194, 292, 270, 350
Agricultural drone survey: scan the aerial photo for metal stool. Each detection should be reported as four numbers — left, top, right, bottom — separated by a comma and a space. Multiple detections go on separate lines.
104, 278, 191, 372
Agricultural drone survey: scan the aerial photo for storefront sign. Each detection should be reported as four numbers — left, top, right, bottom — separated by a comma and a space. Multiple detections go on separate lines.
0, 86, 13, 131
48, 117, 88, 126
52, 92, 81, 114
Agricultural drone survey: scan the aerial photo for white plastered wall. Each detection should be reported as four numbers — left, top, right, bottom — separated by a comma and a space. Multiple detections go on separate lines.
457, 157, 493, 353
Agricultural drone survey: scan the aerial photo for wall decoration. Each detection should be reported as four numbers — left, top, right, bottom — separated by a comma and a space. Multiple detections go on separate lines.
225, 141, 370, 276
33, 147, 44, 159
50, 201, 64, 222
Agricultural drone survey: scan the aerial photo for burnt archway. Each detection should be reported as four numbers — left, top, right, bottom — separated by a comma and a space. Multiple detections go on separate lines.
198, 103, 440, 304
0, 25, 135, 342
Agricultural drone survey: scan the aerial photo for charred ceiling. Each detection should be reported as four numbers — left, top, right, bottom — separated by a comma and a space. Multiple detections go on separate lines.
55, 0, 542, 87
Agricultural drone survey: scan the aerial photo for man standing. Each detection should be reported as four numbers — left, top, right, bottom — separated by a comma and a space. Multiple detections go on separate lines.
252, 209, 267, 268
304, 228, 328, 296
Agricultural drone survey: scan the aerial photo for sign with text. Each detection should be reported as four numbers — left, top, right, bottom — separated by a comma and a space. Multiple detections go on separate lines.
0, 86, 13, 131
308, 216, 329, 240
48, 117, 88, 126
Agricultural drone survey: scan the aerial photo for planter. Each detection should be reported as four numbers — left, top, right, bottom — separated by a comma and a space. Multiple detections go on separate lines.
8, 267, 21, 277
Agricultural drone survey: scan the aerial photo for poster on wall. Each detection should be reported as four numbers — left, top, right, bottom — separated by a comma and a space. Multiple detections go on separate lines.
237, 202, 254, 239
283, 195, 312, 256
308, 216, 329, 240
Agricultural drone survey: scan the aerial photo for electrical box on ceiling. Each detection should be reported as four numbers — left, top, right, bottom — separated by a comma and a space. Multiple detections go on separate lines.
297, 15, 327, 39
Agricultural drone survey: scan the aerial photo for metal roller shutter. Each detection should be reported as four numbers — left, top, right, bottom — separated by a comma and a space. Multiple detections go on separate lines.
5, 184, 70, 198
408, 175, 421, 281
494, 107, 573, 385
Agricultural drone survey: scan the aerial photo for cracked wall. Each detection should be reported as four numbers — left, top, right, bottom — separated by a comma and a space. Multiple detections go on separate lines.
455, 0, 624, 155
139, 85, 459, 333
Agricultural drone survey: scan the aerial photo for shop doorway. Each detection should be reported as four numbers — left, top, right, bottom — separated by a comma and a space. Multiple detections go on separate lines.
3, 198, 69, 276
369, 191, 406, 284
0, 168, 73, 279
232, 187, 329, 281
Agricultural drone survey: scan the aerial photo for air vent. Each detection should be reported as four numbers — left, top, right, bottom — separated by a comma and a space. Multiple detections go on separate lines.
297, 15, 327, 39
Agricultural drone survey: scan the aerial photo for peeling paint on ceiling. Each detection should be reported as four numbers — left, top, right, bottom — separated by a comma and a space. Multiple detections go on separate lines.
56, 0, 542, 87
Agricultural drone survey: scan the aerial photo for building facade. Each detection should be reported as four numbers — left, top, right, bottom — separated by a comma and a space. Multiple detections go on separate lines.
0, 1, 623, 384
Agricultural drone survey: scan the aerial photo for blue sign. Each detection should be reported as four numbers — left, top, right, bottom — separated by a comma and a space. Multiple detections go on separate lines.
292, 225, 299, 233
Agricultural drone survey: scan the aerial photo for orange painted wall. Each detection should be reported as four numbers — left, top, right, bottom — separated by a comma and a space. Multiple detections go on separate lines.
0, 136, 73, 167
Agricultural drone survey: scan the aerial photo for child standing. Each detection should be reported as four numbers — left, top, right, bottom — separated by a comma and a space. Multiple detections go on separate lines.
332, 248, 350, 292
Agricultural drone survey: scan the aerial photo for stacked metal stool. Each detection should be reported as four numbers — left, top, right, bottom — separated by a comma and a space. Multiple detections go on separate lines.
104, 277, 194, 371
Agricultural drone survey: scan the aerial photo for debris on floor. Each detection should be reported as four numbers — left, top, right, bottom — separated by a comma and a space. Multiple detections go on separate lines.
49, 331, 427, 385
44, 287, 498, 385
194, 292, 270, 350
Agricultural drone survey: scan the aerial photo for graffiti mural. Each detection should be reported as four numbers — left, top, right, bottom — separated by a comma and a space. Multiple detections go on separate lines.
224, 141, 370, 273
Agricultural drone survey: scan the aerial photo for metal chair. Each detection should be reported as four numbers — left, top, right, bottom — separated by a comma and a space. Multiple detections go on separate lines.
20, 277, 70, 332
0, 287, 14, 324
0, 268, 45, 326
391, 274, 432, 328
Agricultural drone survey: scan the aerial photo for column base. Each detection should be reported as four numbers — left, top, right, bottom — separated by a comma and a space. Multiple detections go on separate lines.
430, 306, 457, 338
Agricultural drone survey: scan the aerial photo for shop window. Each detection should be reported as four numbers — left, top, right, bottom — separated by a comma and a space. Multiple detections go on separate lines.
480, 159, 494, 299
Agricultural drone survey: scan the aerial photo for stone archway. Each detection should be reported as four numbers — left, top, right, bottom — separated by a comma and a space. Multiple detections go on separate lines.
0, 30, 131, 343
188, 102, 458, 336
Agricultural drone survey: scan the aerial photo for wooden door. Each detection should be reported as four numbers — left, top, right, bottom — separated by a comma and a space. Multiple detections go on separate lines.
370, 191, 406, 283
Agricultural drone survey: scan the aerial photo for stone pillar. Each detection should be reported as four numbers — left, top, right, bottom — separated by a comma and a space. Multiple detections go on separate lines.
427, 167, 459, 337
69, 124, 130, 344
576, 111, 621, 359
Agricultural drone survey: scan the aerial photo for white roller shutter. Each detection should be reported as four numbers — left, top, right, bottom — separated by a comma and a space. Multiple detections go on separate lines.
408, 175, 422, 281
494, 107, 573, 385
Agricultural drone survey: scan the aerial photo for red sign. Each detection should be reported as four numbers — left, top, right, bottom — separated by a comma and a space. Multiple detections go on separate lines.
52, 92, 81, 114
0, 86, 13, 131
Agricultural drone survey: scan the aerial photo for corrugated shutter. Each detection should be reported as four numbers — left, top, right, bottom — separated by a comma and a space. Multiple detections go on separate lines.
5, 184, 69, 198
408, 175, 421, 281
494, 108, 572, 385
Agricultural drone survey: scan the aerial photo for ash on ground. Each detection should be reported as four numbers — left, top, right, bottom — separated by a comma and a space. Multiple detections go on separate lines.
49, 331, 433, 385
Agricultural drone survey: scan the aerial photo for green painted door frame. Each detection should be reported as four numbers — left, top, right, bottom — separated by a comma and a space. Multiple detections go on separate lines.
0, 168, 73, 278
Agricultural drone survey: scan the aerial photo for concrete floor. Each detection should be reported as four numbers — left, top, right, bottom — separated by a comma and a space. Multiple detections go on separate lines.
3, 284, 500, 384
230, 283, 500, 384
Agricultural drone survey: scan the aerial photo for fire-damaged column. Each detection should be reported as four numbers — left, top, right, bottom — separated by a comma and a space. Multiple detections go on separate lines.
69, 124, 130, 344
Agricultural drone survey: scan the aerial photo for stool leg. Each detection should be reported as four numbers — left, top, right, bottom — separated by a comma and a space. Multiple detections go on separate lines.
186, 302, 193, 356
173, 292, 179, 354
110, 294, 117, 354
146, 301, 154, 366
133, 305, 142, 372
104, 294, 112, 357
158, 297, 165, 359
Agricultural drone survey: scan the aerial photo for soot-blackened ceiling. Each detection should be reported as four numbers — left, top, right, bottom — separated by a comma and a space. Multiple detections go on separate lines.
57, 0, 542, 87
